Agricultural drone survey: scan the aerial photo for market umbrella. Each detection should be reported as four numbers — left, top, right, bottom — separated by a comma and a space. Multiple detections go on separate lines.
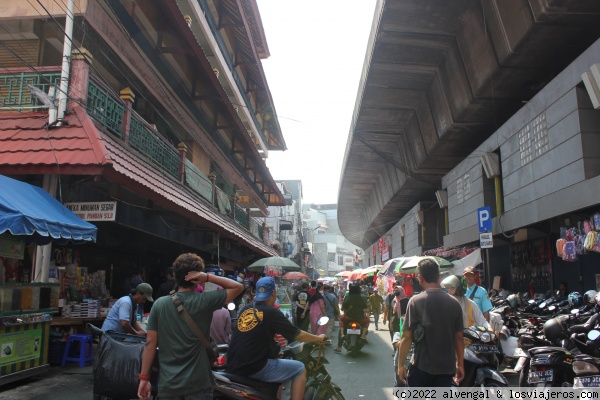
399, 256, 454, 274
247, 256, 302, 271
361, 265, 382, 277
349, 269, 363, 281
335, 271, 352, 278
380, 257, 410, 275
282, 271, 308, 280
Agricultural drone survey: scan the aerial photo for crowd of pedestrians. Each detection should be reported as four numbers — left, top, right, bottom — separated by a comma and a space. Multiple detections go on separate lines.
125, 251, 494, 398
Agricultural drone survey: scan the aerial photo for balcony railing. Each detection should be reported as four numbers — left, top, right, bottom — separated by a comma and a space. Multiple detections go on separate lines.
0, 71, 61, 111
87, 79, 124, 137
0, 70, 268, 246
129, 114, 180, 178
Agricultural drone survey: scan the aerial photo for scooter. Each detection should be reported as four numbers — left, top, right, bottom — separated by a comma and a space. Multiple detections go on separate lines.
213, 317, 345, 400
458, 325, 508, 387
573, 330, 600, 388
526, 311, 592, 387
341, 319, 365, 354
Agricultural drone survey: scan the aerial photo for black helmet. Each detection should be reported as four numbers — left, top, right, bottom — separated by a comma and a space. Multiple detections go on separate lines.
543, 316, 569, 343
507, 294, 520, 309
568, 292, 583, 307
584, 290, 597, 305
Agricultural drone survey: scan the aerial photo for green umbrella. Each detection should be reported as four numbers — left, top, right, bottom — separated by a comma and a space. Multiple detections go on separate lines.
247, 256, 302, 271
399, 256, 454, 274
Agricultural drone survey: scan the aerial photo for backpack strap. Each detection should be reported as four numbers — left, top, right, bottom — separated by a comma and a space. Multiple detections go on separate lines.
169, 290, 213, 350
469, 285, 477, 300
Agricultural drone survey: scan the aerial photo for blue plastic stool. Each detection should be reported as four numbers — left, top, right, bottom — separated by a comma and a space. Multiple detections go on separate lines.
61, 334, 93, 368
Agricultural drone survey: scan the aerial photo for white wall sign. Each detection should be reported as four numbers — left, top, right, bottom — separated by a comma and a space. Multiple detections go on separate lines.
480, 232, 493, 249
65, 201, 117, 221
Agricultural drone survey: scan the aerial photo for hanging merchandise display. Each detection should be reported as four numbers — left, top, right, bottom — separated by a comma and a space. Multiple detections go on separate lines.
511, 239, 551, 293
557, 214, 600, 261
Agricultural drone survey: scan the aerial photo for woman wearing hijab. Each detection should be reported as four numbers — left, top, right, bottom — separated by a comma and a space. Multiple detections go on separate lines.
306, 283, 327, 335
441, 275, 491, 330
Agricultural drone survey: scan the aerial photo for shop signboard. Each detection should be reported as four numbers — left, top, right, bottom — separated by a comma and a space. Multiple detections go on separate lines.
0, 328, 42, 367
0, 234, 25, 260
64, 201, 117, 221
480, 232, 493, 249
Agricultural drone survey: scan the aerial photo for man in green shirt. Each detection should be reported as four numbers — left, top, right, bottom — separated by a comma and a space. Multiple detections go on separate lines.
368, 288, 385, 330
137, 253, 243, 400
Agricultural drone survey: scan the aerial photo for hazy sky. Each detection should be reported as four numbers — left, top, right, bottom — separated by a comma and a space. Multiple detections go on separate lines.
257, 0, 377, 204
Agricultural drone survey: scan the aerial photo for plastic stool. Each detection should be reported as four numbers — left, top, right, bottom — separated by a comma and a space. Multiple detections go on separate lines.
61, 334, 93, 368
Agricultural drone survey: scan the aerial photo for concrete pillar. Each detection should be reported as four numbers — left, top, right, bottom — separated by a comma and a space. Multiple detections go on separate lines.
208, 172, 217, 206
119, 87, 135, 142
67, 48, 93, 111
177, 142, 188, 184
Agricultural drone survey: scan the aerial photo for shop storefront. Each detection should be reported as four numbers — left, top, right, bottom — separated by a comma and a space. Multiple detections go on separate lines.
0, 175, 97, 385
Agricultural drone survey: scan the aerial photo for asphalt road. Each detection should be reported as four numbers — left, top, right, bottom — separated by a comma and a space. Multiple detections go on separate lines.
325, 322, 397, 400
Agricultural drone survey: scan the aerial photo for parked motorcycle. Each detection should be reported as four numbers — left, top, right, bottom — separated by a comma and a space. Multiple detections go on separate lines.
458, 325, 508, 387
573, 330, 600, 388
526, 312, 592, 387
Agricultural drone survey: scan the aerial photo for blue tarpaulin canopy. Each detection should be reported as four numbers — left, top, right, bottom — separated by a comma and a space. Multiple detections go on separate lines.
0, 175, 97, 244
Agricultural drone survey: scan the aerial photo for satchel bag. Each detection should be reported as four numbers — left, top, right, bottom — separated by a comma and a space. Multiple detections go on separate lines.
324, 293, 340, 320
170, 291, 219, 363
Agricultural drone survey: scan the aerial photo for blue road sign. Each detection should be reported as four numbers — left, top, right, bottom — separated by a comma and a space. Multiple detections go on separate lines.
477, 206, 492, 232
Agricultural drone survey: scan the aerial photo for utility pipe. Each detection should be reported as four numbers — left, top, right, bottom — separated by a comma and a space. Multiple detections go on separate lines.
57, 0, 75, 123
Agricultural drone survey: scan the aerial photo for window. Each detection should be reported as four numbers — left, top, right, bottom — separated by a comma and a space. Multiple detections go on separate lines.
338, 256, 343, 265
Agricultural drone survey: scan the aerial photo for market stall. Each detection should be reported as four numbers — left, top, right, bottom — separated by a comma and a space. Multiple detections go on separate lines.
0, 175, 97, 385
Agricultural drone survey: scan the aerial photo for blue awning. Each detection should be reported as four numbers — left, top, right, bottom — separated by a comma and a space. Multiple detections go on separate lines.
0, 175, 97, 244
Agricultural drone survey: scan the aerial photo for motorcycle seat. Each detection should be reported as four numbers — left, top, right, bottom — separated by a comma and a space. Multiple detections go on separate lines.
219, 372, 282, 390
575, 354, 600, 364
529, 346, 571, 356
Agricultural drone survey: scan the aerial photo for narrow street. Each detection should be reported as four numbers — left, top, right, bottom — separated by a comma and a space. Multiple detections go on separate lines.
0, 318, 395, 400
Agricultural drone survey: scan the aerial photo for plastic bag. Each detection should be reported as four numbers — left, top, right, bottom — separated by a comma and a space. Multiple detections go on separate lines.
93, 333, 145, 398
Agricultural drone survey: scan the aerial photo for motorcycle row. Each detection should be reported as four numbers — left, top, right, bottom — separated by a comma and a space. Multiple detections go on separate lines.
487, 289, 600, 388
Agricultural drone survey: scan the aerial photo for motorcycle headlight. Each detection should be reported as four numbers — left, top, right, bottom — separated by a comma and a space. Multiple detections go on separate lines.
573, 361, 600, 374
480, 332, 492, 343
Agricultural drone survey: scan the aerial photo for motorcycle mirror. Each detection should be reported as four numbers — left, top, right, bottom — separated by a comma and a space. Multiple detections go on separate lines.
548, 305, 556, 311
317, 316, 329, 326
571, 309, 579, 314
588, 330, 600, 341
227, 302, 236, 311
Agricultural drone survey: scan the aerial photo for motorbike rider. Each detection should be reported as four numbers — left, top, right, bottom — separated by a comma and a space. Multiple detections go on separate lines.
334, 283, 369, 352
441, 275, 492, 331
226, 277, 325, 400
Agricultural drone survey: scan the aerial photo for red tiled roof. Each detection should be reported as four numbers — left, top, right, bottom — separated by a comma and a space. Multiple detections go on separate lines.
0, 110, 108, 174
0, 106, 275, 256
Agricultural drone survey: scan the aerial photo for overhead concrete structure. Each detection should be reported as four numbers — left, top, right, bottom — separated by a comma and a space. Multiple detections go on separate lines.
338, 0, 600, 249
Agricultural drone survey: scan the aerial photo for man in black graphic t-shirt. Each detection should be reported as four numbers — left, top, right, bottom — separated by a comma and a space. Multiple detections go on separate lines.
227, 277, 325, 400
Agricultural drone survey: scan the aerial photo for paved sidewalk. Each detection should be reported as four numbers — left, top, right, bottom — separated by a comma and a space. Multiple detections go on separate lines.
0, 365, 94, 400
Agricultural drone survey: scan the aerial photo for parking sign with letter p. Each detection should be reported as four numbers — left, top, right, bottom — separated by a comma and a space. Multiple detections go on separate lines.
477, 206, 492, 232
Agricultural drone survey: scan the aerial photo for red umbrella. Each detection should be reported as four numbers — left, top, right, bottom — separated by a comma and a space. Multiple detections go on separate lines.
349, 269, 363, 281
282, 271, 308, 280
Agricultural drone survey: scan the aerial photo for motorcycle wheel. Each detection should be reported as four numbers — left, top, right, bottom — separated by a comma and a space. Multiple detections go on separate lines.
305, 385, 318, 400
519, 361, 531, 387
